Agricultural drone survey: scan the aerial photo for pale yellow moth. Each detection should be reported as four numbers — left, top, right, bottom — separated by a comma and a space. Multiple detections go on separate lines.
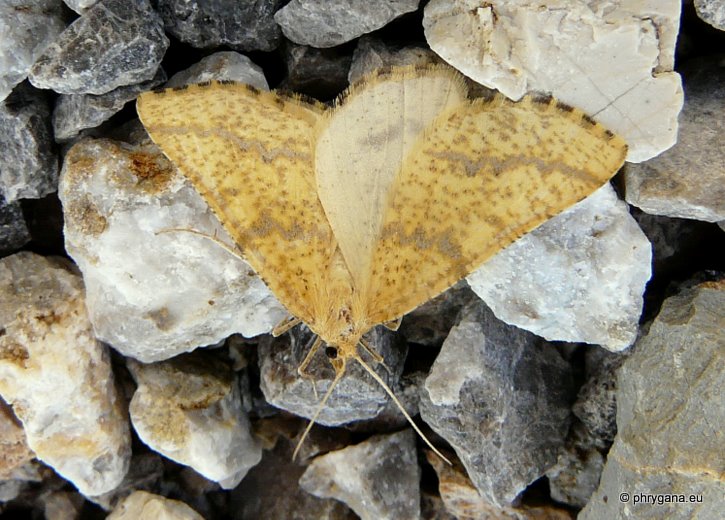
136, 65, 627, 460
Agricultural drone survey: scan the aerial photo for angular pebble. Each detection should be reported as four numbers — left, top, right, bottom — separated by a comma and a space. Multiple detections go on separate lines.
582, 278, 724, 519
625, 57, 725, 222
695, 0, 725, 30
299, 430, 421, 520
258, 325, 406, 426
424, 0, 683, 162
108, 491, 204, 520
0, 194, 31, 254
165, 52, 268, 90
419, 301, 575, 507
467, 185, 651, 352
275, 0, 420, 48
53, 68, 167, 141
157, 0, 283, 52
59, 138, 285, 362
127, 353, 262, 489
0, 399, 34, 479
0, 82, 57, 202
63, 0, 99, 14
0, 0, 65, 101
0, 252, 131, 496
29, 0, 168, 95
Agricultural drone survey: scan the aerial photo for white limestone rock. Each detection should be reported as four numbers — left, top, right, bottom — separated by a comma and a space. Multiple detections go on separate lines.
0, 1, 66, 102
0, 252, 131, 497
467, 185, 651, 351
299, 430, 421, 520
59, 138, 286, 362
275, 0, 420, 48
108, 491, 204, 520
165, 51, 269, 90
695, 0, 725, 30
423, 0, 683, 162
127, 354, 262, 489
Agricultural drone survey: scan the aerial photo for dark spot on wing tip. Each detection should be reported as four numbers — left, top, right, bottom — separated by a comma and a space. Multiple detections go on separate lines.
604, 129, 615, 138
151, 86, 167, 94
556, 100, 574, 112
218, 79, 237, 85
197, 80, 213, 87
478, 89, 497, 102
171, 84, 189, 92
582, 113, 597, 126
532, 93, 554, 106
246, 84, 261, 95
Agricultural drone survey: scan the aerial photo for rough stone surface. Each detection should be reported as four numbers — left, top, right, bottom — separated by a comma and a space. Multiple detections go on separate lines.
0, 82, 57, 202
0, 399, 34, 480
29, 0, 169, 95
231, 439, 356, 520
259, 325, 406, 426
59, 138, 285, 362
467, 185, 651, 352
348, 36, 442, 83
419, 301, 576, 507
107, 491, 204, 520
157, 0, 284, 52
625, 56, 725, 222
127, 353, 262, 489
299, 430, 421, 520
424, 0, 683, 162
0, 252, 131, 496
53, 68, 167, 141
695, 0, 725, 30
0, 195, 31, 254
87, 453, 165, 511
0, 1, 66, 102
42, 491, 85, 520
63, 0, 99, 13
275, 0, 420, 48
281, 43, 353, 100
165, 52, 269, 90
582, 279, 725, 519
426, 451, 573, 519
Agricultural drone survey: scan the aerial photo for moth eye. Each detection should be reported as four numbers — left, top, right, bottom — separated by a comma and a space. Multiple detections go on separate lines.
325, 346, 338, 359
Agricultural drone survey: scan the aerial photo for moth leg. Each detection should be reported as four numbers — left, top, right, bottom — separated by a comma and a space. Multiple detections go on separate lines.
155, 227, 244, 260
272, 316, 302, 337
383, 317, 402, 331
358, 338, 390, 375
298, 335, 324, 400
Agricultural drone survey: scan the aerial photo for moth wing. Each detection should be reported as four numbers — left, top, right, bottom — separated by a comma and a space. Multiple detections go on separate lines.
366, 95, 628, 325
137, 83, 336, 326
315, 66, 468, 291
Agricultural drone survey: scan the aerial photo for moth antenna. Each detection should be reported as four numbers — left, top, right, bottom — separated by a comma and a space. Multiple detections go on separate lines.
154, 228, 243, 260
272, 316, 302, 337
354, 355, 452, 465
297, 335, 324, 400
292, 358, 346, 462
358, 339, 390, 375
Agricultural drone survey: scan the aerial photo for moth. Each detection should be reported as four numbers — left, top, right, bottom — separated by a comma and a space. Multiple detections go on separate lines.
136, 65, 627, 459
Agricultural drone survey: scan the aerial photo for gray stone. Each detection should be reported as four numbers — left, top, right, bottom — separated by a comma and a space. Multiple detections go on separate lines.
258, 324, 406, 426
468, 185, 652, 352
0, 82, 57, 202
299, 430, 421, 520
695, 0, 725, 30
0, 195, 30, 254
53, 68, 167, 141
127, 353, 262, 489
231, 439, 356, 520
275, 0, 420, 48
165, 52, 268, 90
625, 56, 725, 222
281, 43, 352, 100
348, 36, 441, 83
63, 0, 98, 14
419, 301, 576, 507
59, 138, 285, 362
0, 1, 66, 101
157, 0, 284, 52
29, 0, 168, 95
582, 279, 725, 519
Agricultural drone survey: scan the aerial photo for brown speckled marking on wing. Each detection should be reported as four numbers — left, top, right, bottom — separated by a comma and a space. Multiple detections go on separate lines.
136, 83, 345, 327
365, 94, 627, 325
